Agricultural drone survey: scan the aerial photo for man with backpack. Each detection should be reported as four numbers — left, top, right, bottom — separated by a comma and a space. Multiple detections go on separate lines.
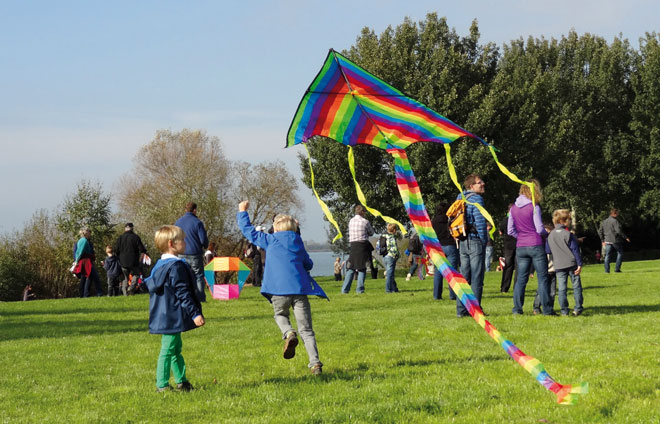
453, 174, 488, 317
405, 230, 423, 281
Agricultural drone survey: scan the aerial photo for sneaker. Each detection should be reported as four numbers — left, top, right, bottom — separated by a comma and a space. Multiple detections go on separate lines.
176, 381, 194, 391
572, 310, 582, 316
156, 385, 173, 393
283, 331, 298, 359
405, 273, 411, 281
310, 364, 322, 376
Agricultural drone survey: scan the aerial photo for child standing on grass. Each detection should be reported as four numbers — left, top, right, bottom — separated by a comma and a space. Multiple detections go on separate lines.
237, 200, 327, 376
145, 225, 205, 392
102, 246, 123, 297
547, 210, 584, 316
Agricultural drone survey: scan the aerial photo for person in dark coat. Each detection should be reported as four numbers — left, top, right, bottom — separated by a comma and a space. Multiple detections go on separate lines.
144, 225, 204, 392
431, 202, 459, 300
115, 223, 147, 295
175, 202, 209, 302
102, 245, 123, 296
499, 205, 517, 293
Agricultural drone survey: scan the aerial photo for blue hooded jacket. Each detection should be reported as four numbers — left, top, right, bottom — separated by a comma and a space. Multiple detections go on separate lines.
144, 257, 202, 334
237, 211, 328, 302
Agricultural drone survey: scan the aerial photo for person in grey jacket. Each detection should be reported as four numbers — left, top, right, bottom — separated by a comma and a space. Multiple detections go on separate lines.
598, 208, 630, 273
547, 210, 583, 316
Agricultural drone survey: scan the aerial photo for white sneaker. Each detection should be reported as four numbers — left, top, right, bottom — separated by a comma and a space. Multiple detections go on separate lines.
406, 273, 411, 281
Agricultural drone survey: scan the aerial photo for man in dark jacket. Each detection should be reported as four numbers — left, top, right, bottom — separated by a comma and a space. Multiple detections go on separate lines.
598, 208, 630, 273
499, 205, 517, 293
115, 223, 147, 295
175, 202, 209, 302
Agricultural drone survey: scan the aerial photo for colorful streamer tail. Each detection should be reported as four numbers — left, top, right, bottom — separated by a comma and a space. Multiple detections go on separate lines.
388, 147, 587, 404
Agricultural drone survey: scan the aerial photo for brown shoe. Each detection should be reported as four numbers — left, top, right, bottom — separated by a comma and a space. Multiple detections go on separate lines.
310, 364, 322, 376
283, 331, 298, 359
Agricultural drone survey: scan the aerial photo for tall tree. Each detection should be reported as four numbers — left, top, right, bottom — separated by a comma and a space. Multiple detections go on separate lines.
117, 129, 231, 243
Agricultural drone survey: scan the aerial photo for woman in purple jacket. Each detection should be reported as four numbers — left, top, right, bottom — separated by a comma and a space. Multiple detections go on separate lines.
507, 180, 555, 316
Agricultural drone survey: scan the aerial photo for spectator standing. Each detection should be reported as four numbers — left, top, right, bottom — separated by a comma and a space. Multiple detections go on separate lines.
115, 223, 147, 296
405, 230, 423, 281
102, 245, 123, 296
175, 202, 209, 302
383, 223, 400, 293
499, 206, 516, 293
341, 205, 374, 294
333, 257, 342, 281
548, 210, 584, 316
484, 223, 494, 272
456, 174, 488, 318
431, 202, 458, 300
74, 227, 103, 297
508, 180, 555, 316
598, 208, 630, 273
204, 242, 217, 265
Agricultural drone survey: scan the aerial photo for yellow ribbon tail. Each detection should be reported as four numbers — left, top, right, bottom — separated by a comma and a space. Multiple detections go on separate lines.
304, 144, 343, 242
348, 146, 407, 235
488, 145, 536, 206
444, 144, 497, 239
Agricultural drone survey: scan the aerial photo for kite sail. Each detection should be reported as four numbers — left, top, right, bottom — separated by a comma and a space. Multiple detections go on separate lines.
286, 49, 587, 404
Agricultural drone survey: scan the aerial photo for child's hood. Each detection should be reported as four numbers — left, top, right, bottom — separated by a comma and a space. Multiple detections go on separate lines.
272, 231, 305, 251
144, 257, 180, 293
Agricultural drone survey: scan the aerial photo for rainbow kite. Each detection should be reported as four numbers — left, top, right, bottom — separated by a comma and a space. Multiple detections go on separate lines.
204, 257, 251, 294
286, 49, 587, 404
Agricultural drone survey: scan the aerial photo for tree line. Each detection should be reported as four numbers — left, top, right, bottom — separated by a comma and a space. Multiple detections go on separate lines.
0, 129, 301, 301
299, 13, 660, 256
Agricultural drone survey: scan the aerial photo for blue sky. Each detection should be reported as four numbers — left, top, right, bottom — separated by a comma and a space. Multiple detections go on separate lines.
1, 0, 657, 241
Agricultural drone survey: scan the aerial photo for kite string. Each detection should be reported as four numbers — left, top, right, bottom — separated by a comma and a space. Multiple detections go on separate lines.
387, 147, 587, 405
487, 145, 536, 206
348, 146, 407, 235
304, 143, 343, 242
443, 144, 497, 239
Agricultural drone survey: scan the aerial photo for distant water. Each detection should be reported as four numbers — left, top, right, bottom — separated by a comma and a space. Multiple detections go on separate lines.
308, 251, 345, 277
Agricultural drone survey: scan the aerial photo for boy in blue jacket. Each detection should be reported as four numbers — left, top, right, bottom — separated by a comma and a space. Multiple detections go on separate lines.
145, 225, 205, 392
237, 200, 327, 376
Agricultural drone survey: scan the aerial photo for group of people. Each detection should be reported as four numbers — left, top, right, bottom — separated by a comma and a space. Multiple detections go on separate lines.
337, 173, 633, 320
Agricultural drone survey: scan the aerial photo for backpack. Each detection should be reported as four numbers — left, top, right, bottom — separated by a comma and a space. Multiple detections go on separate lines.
409, 234, 422, 254
377, 235, 388, 256
446, 193, 475, 241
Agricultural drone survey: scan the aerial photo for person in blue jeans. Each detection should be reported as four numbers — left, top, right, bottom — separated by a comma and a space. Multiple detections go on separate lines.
383, 223, 400, 293
547, 209, 584, 316
431, 202, 458, 300
508, 179, 555, 316
598, 208, 630, 273
456, 175, 488, 317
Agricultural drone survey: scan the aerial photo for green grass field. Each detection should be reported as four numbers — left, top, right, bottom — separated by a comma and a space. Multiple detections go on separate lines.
2, 260, 660, 423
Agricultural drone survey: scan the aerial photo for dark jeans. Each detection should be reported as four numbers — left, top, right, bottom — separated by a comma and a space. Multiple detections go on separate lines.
457, 237, 485, 316
180, 254, 206, 302
433, 243, 459, 300
533, 271, 556, 312
513, 245, 553, 315
107, 275, 122, 296
604, 243, 624, 272
500, 245, 516, 292
80, 266, 102, 297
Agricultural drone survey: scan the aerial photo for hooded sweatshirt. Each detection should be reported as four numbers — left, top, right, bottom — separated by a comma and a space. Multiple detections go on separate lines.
507, 195, 548, 247
144, 255, 202, 334
237, 211, 327, 301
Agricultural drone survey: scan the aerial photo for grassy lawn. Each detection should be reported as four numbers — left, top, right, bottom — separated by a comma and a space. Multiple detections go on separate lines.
2, 260, 660, 423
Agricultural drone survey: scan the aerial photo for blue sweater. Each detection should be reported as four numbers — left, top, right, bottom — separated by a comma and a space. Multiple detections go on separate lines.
174, 212, 209, 255
457, 190, 488, 246
236, 211, 328, 301
144, 257, 202, 334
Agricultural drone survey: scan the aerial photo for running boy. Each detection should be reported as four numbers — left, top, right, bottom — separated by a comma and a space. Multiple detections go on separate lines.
237, 200, 327, 375
547, 210, 584, 316
145, 225, 205, 392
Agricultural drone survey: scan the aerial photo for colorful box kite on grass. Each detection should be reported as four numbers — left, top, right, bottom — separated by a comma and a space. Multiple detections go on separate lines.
204, 257, 251, 300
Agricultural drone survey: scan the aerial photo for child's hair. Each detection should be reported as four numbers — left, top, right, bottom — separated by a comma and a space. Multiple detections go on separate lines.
552, 209, 571, 225
154, 225, 185, 253
387, 223, 398, 234
273, 214, 297, 232
105, 245, 114, 254
520, 179, 543, 203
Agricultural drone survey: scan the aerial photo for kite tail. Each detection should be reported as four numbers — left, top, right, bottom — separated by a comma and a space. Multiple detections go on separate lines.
387, 148, 587, 404
304, 143, 343, 242
348, 146, 407, 235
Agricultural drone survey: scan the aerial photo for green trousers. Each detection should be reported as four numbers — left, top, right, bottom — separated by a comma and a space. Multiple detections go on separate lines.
156, 333, 187, 388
